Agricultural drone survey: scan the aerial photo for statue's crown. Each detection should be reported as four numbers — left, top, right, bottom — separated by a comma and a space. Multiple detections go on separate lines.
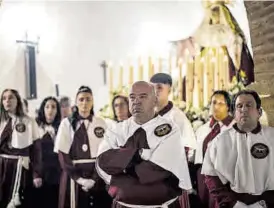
202, 0, 232, 8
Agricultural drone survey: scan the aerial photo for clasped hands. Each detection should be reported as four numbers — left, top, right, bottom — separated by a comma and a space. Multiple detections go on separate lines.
138, 148, 152, 161
234, 201, 267, 208
76, 177, 96, 192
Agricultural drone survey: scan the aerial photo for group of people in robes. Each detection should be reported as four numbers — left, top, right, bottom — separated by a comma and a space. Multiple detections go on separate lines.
1, 71, 274, 208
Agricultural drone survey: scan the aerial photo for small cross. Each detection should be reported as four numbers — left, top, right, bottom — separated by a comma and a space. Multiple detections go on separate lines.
100, 60, 108, 85
16, 31, 40, 53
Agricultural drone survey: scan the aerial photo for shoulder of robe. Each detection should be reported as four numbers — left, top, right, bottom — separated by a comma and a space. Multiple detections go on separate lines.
23, 116, 37, 126
59, 117, 71, 129
93, 116, 107, 128
169, 107, 188, 120
262, 125, 274, 137
213, 127, 235, 148
195, 121, 210, 134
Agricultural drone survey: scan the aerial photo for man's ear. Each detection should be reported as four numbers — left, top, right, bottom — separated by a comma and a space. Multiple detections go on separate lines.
168, 85, 171, 94
155, 96, 158, 106
258, 108, 263, 117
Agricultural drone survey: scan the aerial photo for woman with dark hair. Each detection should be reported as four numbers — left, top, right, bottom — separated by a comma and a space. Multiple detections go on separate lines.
194, 90, 234, 208
112, 95, 131, 122
0, 89, 42, 207
54, 86, 112, 208
33, 96, 62, 208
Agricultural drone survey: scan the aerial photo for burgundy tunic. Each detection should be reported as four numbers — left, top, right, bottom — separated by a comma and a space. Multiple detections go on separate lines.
197, 116, 233, 208
0, 118, 42, 207
58, 122, 111, 208
98, 127, 181, 208
41, 132, 61, 185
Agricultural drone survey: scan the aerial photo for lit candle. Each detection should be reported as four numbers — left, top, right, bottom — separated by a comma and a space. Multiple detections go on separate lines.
199, 57, 205, 108
193, 50, 201, 109
223, 55, 229, 89
108, 62, 113, 93
178, 58, 183, 101
168, 56, 172, 75
215, 48, 220, 90
158, 57, 163, 73
218, 48, 224, 89
138, 57, 143, 81
118, 62, 123, 90
186, 57, 194, 109
209, 56, 216, 98
129, 62, 134, 86
204, 51, 210, 107
148, 56, 153, 79
184, 49, 190, 107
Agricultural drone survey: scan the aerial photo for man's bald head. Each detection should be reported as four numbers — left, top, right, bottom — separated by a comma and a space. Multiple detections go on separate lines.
129, 81, 157, 124
130, 81, 156, 97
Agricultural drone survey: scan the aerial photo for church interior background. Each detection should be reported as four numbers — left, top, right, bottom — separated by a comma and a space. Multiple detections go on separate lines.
0, 0, 273, 126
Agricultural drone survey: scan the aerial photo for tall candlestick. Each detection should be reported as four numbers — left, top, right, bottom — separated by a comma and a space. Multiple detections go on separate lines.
168, 56, 172, 75
108, 62, 113, 93
158, 57, 162, 73
184, 49, 190, 107
193, 51, 201, 109
186, 57, 194, 109
218, 48, 225, 89
209, 56, 216, 98
199, 57, 204, 108
138, 57, 144, 80
223, 55, 229, 90
178, 58, 183, 101
148, 56, 153, 79
215, 48, 220, 90
119, 63, 123, 90
129, 64, 134, 86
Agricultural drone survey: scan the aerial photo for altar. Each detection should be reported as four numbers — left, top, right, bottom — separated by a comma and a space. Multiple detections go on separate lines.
100, 0, 259, 126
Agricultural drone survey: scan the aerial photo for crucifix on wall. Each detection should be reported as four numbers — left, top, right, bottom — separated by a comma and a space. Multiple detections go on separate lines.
100, 60, 108, 85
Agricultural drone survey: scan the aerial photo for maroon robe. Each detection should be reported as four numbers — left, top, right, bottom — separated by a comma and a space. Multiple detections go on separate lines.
0, 118, 42, 207
30, 130, 61, 208
58, 122, 111, 208
98, 127, 181, 208
205, 123, 274, 208
197, 116, 233, 208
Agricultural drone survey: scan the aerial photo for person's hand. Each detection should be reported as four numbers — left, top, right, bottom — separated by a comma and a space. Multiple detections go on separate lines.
248, 200, 267, 208
233, 201, 248, 208
139, 149, 152, 160
76, 178, 95, 191
33, 178, 43, 188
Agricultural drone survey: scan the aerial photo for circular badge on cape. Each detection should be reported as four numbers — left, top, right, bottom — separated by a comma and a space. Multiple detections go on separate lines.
15, 122, 26, 133
250, 143, 269, 159
154, 123, 172, 137
82, 144, 88, 152
94, 127, 105, 138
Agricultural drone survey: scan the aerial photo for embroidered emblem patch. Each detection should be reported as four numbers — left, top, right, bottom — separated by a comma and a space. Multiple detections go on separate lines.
154, 123, 172, 137
15, 123, 26, 133
251, 143, 269, 159
94, 127, 105, 138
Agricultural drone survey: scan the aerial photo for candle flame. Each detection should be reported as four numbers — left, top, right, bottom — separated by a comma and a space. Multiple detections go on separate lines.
184, 48, 190, 56
108, 61, 113, 67
178, 58, 183, 65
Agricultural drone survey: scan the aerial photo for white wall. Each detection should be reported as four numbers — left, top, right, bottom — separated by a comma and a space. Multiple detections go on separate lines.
0, 0, 250, 115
